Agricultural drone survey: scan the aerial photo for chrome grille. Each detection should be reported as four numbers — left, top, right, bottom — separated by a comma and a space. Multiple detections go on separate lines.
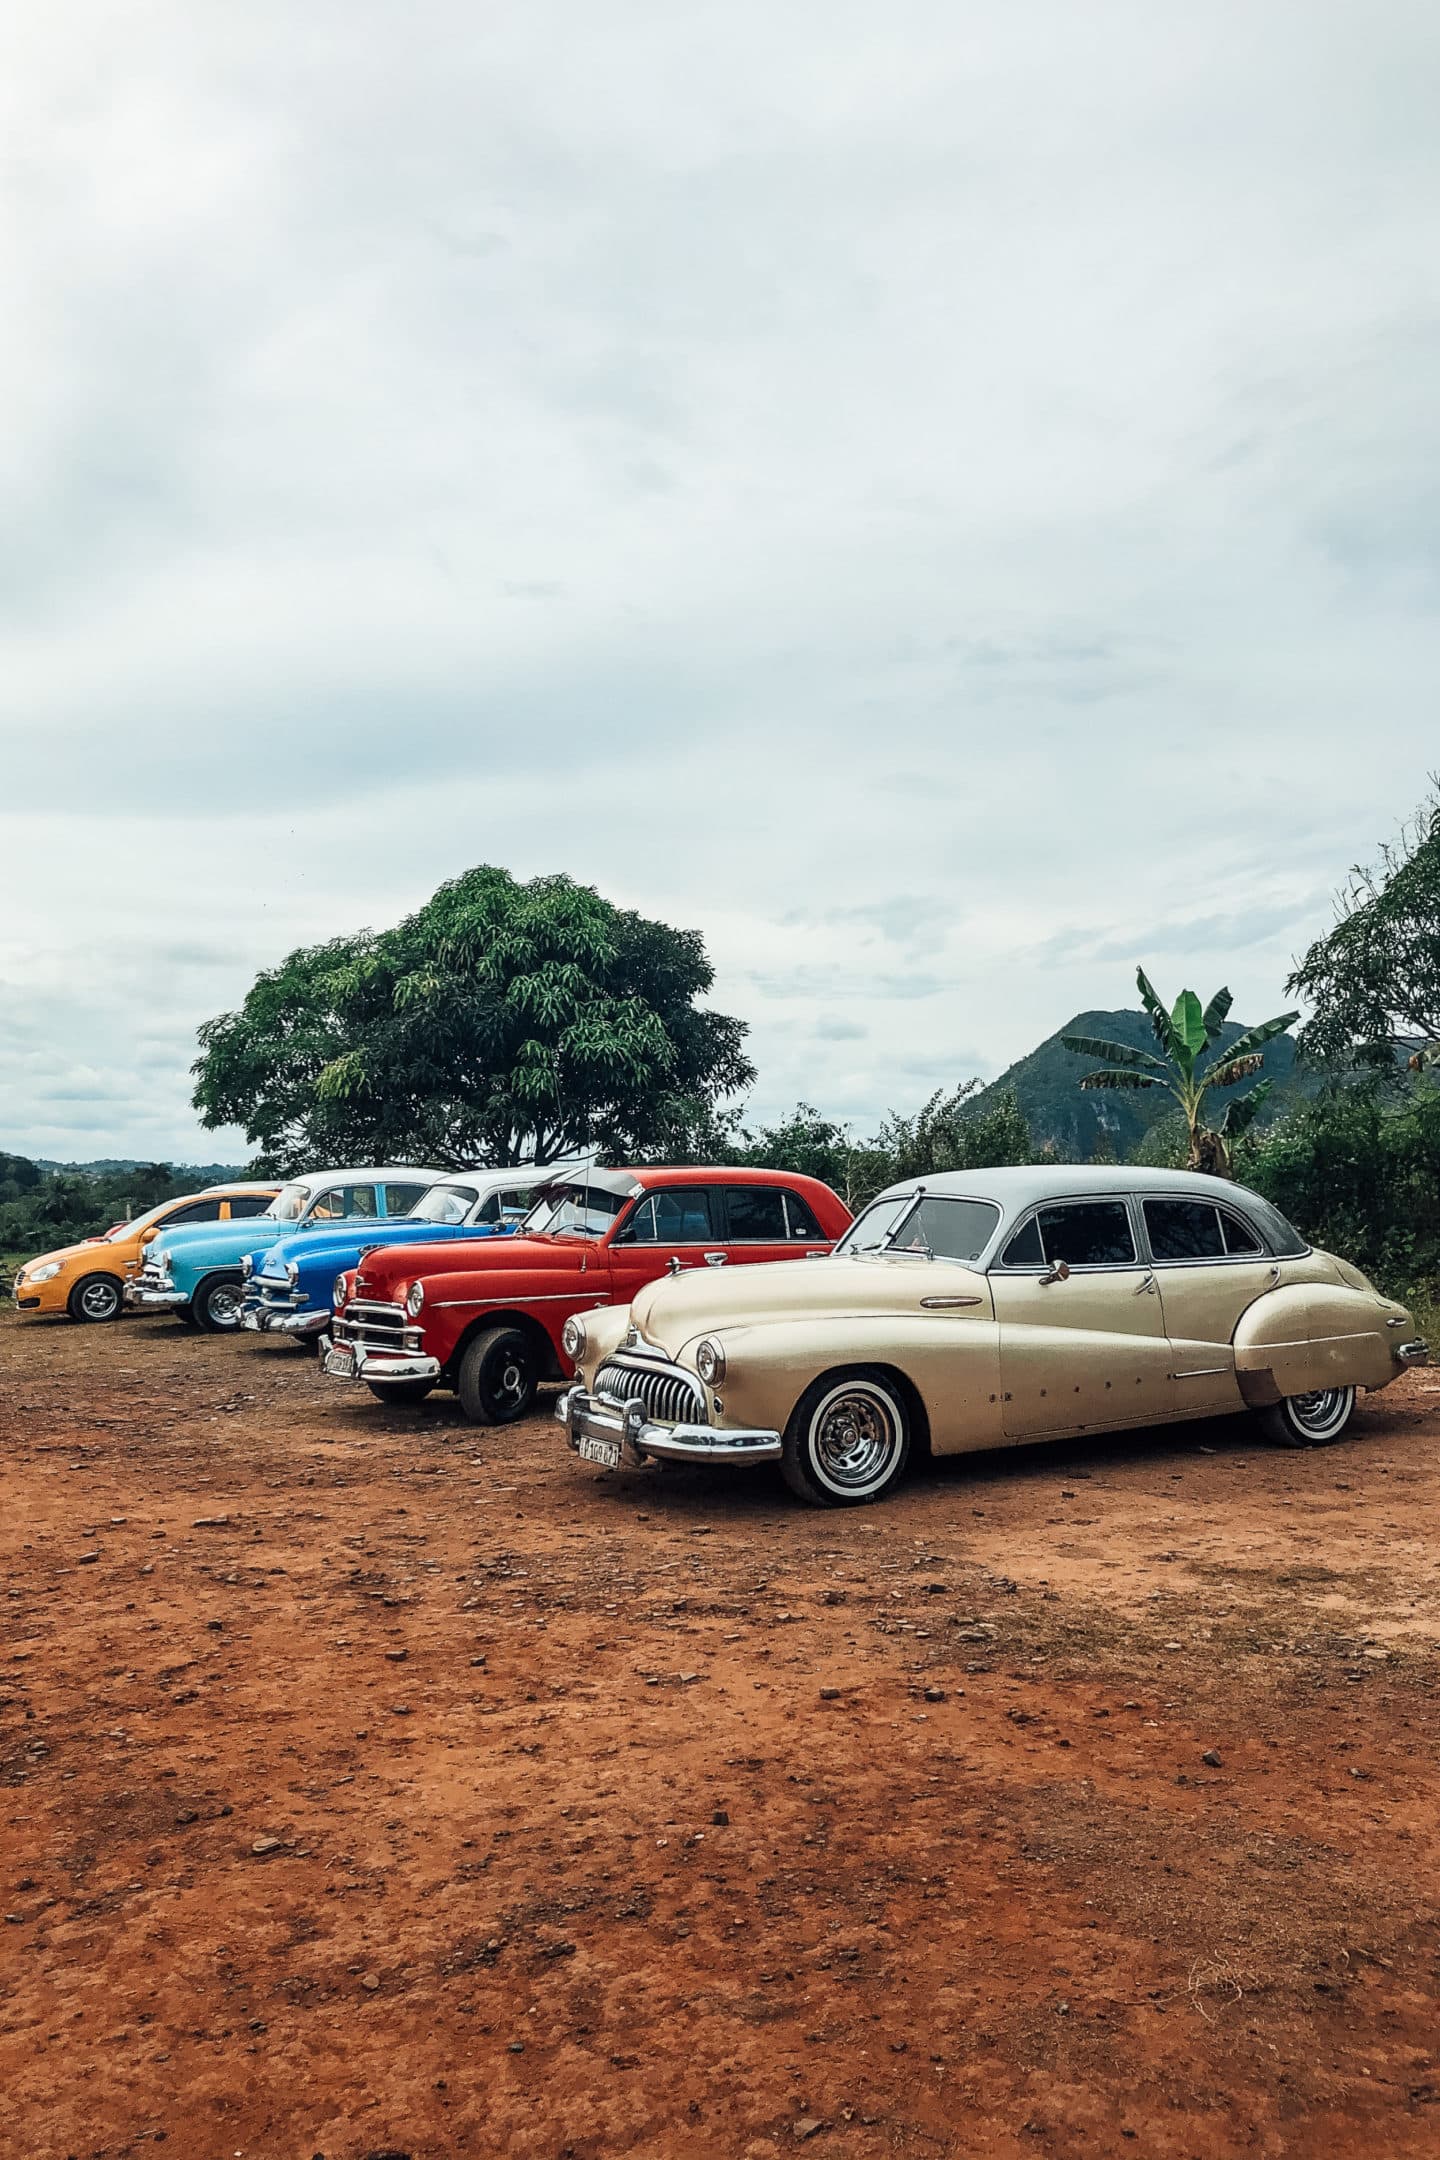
595, 1354, 704, 1427
333, 1300, 420, 1352
256, 1281, 302, 1311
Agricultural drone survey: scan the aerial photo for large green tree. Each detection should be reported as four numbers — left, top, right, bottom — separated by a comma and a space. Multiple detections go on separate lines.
1287, 789, 1440, 1075
192, 869, 755, 1173
1063, 969, 1297, 1176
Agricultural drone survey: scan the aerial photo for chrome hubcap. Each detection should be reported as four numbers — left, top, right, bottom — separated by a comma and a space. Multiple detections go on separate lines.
492, 1355, 527, 1409
810, 1383, 901, 1494
1288, 1386, 1352, 1438
81, 1281, 118, 1319
209, 1286, 241, 1327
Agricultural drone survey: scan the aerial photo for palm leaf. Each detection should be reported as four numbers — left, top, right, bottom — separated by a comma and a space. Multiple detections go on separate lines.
1136, 967, 1182, 1060
1208, 1052, 1264, 1089
1216, 1011, 1300, 1067
1172, 989, 1208, 1064
1061, 1034, 1168, 1073
1219, 1079, 1273, 1137
1201, 986, 1233, 1047
1076, 1068, 1162, 1092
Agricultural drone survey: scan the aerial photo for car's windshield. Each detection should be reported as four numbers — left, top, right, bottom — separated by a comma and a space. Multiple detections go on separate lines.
407, 1183, 479, 1227
523, 1182, 632, 1238
838, 1193, 1000, 1263
104, 1199, 171, 1242
267, 1184, 310, 1221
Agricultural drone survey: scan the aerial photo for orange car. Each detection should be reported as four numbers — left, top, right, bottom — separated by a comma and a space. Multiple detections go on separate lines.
11, 1182, 280, 1324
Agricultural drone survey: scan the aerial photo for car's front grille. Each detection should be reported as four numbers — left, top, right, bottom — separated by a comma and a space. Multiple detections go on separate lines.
333, 1300, 422, 1353
594, 1354, 704, 1427
255, 1280, 303, 1310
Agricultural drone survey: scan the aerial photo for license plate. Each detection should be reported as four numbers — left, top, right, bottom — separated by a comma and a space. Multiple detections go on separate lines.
324, 1344, 357, 1380
577, 1434, 622, 1470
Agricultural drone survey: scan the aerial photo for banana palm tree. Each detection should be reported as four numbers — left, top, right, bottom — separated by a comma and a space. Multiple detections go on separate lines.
1062, 969, 1299, 1177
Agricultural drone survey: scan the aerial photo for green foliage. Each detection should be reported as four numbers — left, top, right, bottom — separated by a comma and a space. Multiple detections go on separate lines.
1238, 1082, 1440, 1306
1063, 969, 1298, 1176
724, 1083, 1040, 1212
192, 868, 755, 1172
1289, 787, 1440, 1074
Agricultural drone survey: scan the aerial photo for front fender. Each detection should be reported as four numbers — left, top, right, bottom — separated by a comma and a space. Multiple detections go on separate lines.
1233, 1283, 1410, 1404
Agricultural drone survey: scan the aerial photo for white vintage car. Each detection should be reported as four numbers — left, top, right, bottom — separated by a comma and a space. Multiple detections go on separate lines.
558, 1166, 1428, 1506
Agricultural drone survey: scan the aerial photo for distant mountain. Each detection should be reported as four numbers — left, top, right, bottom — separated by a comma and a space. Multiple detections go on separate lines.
966, 1008, 1313, 1160
30, 1157, 247, 1182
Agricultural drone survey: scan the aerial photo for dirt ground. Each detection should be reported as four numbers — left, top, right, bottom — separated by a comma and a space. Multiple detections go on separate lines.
2, 1311, 1439, 2160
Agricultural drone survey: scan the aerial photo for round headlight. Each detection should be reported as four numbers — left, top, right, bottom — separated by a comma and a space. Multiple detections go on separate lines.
333, 1274, 349, 1310
286, 1260, 300, 1286
561, 1314, 587, 1361
695, 1338, 726, 1386
405, 1280, 425, 1317
240, 1254, 253, 1280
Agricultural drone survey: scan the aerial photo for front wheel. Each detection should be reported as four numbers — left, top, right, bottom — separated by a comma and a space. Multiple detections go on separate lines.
366, 1379, 435, 1404
193, 1273, 244, 1332
781, 1369, 911, 1507
1259, 1385, 1356, 1448
456, 1325, 538, 1425
68, 1273, 123, 1324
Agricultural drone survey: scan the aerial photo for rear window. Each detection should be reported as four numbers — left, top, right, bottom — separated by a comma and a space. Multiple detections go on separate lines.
617, 1189, 716, 1244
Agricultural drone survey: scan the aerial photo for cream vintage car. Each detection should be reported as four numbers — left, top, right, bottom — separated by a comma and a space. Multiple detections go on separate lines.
558, 1166, 1428, 1507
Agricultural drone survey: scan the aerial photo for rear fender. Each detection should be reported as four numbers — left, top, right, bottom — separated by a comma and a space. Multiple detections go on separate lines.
1233, 1284, 1402, 1404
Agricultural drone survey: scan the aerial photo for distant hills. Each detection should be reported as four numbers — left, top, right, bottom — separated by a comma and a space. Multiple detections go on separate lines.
966, 1008, 1313, 1159
29, 1158, 246, 1182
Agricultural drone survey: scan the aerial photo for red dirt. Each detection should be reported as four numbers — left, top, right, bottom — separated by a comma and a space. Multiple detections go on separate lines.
3, 1310, 1439, 2159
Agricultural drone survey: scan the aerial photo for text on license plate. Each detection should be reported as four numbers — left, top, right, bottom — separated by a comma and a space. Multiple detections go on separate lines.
324, 1345, 356, 1379
577, 1434, 622, 1470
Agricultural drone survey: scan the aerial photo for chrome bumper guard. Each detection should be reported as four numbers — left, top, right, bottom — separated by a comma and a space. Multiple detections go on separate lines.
558, 1383, 782, 1467
241, 1304, 331, 1337
125, 1284, 188, 1310
318, 1334, 442, 1385
1395, 1338, 1430, 1369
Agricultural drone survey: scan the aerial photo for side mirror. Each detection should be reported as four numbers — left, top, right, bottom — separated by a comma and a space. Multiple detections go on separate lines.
1040, 1259, 1071, 1286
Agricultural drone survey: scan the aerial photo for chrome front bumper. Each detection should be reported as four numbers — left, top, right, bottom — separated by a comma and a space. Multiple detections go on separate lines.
125, 1283, 188, 1310
557, 1383, 782, 1467
241, 1302, 330, 1338
1395, 1338, 1430, 1369
318, 1334, 442, 1385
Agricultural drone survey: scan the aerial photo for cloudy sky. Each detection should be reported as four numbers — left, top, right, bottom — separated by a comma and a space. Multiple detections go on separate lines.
2, 1, 1438, 1165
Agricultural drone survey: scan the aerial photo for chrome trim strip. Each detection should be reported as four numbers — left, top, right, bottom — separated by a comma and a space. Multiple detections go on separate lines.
429, 1290, 601, 1309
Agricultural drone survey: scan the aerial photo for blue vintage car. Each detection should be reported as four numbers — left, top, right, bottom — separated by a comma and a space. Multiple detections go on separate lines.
126, 1166, 447, 1331
239, 1168, 543, 1341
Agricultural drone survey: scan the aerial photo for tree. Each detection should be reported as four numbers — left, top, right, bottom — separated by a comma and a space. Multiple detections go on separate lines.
1062, 969, 1297, 1177
875, 1080, 1036, 1186
1287, 787, 1440, 1076
192, 868, 755, 1173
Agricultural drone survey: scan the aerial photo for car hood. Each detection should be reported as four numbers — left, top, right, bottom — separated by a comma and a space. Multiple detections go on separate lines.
153, 1221, 286, 1266
257, 1220, 504, 1278
354, 1230, 580, 1298
628, 1252, 992, 1357
17, 1238, 114, 1275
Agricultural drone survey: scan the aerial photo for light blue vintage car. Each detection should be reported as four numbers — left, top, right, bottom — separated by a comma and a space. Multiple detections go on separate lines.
238, 1167, 544, 1342
126, 1167, 446, 1331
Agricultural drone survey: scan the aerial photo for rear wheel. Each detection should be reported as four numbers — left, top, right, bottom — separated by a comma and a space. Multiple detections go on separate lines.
193, 1273, 244, 1332
366, 1378, 435, 1404
456, 1325, 538, 1425
1259, 1386, 1356, 1448
780, 1369, 911, 1507
67, 1273, 122, 1324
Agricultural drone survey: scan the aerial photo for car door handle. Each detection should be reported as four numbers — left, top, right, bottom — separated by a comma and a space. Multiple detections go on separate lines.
704, 1251, 728, 1267
1134, 1273, 1158, 1295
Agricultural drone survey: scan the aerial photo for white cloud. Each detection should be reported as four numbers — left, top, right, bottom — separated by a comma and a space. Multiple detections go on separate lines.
1, 2, 1437, 1159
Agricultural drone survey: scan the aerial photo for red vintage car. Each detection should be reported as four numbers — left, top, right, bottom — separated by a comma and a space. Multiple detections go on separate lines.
320, 1164, 851, 1423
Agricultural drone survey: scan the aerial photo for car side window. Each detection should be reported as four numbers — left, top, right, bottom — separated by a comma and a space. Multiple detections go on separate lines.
1144, 1199, 1225, 1262
309, 1183, 379, 1222
472, 1192, 502, 1225
385, 1182, 430, 1216
1036, 1201, 1136, 1269
724, 1185, 788, 1241
1220, 1208, 1264, 1257
782, 1190, 824, 1239
163, 1199, 225, 1225
999, 1215, 1044, 1268
227, 1195, 273, 1218
502, 1186, 535, 1215
618, 1190, 715, 1244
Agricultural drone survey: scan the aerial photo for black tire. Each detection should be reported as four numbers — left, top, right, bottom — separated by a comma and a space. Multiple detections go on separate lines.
456, 1324, 538, 1425
1258, 1386, 1356, 1448
67, 1273, 123, 1324
780, 1367, 911, 1507
193, 1273, 245, 1333
366, 1379, 435, 1404
173, 1306, 199, 1329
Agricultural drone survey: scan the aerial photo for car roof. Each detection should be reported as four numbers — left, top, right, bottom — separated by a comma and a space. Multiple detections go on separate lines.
280, 1166, 450, 1191
195, 1180, 281, 1195
629, 1165, 833, 1190
871, 1164, 1265, 1210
